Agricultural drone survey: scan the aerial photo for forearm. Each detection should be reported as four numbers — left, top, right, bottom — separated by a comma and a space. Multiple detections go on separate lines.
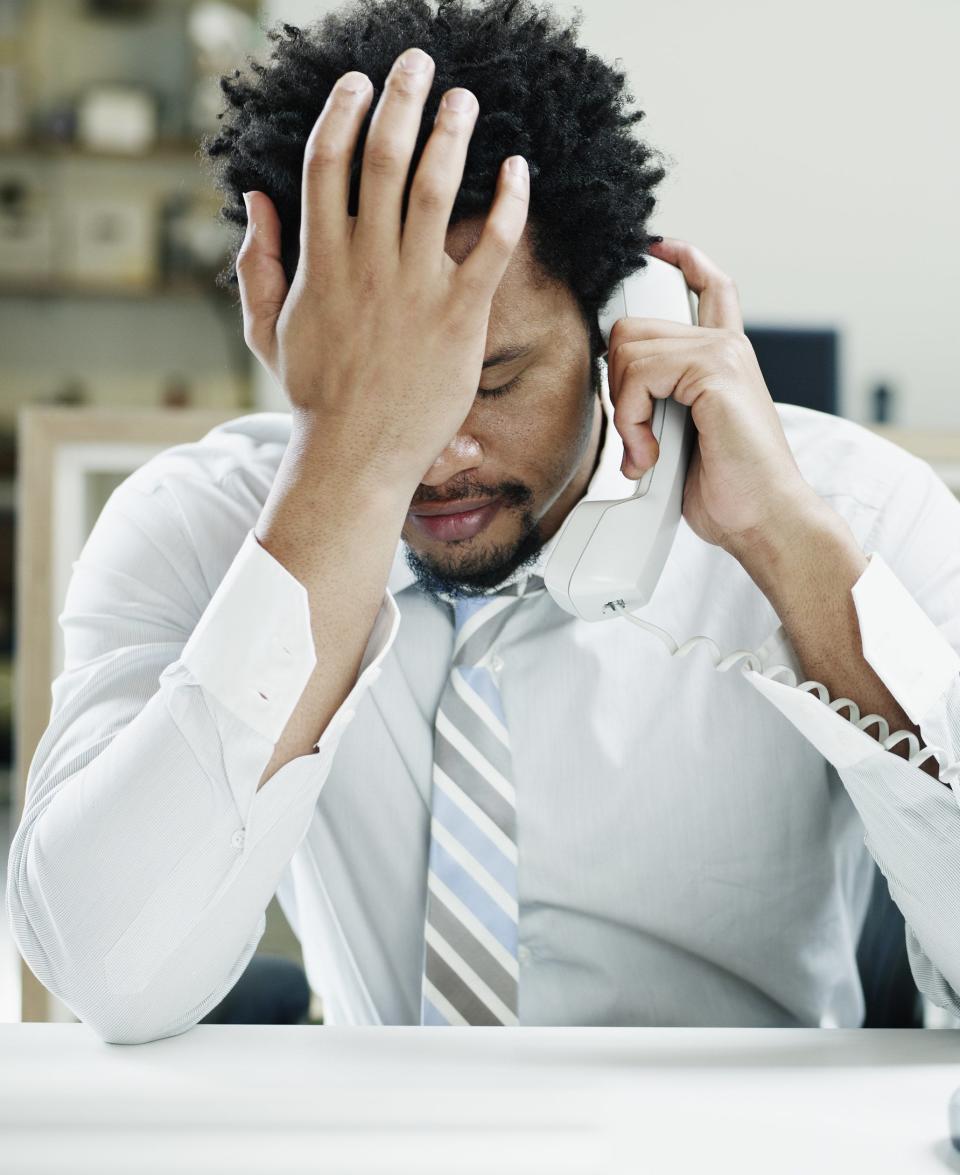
254, 428, 414, 790
730, 494, 937, 777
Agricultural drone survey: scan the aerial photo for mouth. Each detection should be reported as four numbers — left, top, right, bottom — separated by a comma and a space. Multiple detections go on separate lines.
407, 497, 502, 541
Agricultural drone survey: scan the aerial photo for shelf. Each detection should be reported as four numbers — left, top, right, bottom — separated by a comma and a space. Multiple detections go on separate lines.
0, 278, 238, 300
0, 138, 211, 162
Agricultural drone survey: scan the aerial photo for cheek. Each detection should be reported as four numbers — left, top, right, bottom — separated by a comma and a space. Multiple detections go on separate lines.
512, 397, 595, 490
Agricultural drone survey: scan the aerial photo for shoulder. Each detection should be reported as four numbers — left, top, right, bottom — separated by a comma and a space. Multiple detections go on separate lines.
88, 412, 294, 595
774, 402, 934, 512
120, 411, 292, 500
774, 406, 960, 601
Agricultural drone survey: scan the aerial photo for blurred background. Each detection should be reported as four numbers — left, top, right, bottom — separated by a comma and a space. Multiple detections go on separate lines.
1, 0, 958, 1026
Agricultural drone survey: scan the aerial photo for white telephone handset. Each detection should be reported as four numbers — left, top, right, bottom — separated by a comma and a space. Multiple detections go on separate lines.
543, 254, 699, 622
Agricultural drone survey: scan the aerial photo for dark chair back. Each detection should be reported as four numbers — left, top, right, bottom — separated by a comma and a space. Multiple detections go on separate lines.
855, 862, 924, 1028
200, 952, 311, 1025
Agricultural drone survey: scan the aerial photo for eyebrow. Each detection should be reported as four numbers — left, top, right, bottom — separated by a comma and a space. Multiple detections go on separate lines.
481, 344, 535, 369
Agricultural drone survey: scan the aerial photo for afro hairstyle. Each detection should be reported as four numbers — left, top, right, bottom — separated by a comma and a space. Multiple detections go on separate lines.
200, 0, 669, 364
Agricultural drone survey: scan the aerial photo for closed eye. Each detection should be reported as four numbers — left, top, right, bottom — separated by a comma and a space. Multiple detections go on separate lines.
477, 375, 521, 400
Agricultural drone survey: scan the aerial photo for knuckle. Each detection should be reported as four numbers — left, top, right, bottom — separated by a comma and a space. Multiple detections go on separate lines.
363, 140, 402, 175
457, 268, 486, 299
305, 137, 342, 171
431, 114, 463, 141
451, 270, 488, 314
411, 179, 447, 213
352, 257, 380, 299
235, 244, 260, 278
388, 73, 426, 101
445, 299, 482, 342
241, 320, 260, 355
483, 225, 515, 262
717, 333, 744, 368
502, 184, 529, 206
624, 355, 648, 382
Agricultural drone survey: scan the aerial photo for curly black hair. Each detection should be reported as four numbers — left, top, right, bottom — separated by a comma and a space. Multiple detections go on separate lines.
200, 0, 669, 362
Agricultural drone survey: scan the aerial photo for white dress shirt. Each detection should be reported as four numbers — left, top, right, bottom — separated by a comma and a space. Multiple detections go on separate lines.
7, 374, 960, 1043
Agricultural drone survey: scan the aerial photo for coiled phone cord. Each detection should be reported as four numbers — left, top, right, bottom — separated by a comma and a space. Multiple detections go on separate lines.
617, 611, 950, 774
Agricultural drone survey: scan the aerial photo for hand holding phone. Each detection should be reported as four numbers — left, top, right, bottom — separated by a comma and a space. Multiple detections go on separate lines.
544, 254, 698, 620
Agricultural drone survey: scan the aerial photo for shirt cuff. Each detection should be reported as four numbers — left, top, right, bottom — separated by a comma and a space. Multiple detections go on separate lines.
851, 551, 960, 727
743, 552, 960, 781
178, 527, 400, 747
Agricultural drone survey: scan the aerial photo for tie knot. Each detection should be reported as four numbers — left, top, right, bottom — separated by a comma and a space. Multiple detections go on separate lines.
446, 572, 544, 619
444, 573, 546, 663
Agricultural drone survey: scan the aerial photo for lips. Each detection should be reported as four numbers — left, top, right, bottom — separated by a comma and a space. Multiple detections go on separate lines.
407, 497, 502, 541
409, 497, 499, 517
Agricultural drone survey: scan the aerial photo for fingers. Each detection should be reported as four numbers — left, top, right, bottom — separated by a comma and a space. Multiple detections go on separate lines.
448, 155, 529, 327
299, 71, 374, 276
399, 85, 478, 270
352, 47, 436, 260
646, 238, 744, 332
236, 191, 289, 368
607, 334, 693, 401
611, 361, 658, 476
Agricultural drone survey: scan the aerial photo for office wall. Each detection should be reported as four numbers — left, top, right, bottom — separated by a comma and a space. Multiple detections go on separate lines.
256, 0, 959, 428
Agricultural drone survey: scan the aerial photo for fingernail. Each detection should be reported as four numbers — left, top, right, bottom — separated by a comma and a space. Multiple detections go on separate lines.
338, 71, 369, 93
509, 155, 528, 179
443, 88, 475, 112
399, 48, 431, 72
242, 191, 253, 228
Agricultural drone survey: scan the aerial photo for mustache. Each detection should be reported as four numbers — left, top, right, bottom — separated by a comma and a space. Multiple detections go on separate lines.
411, 482, 532, 508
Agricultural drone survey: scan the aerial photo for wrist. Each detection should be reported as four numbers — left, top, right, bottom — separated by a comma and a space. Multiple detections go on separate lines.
726, 490, 866, 598
283, 415, 419, 513
258, 437, 414, 561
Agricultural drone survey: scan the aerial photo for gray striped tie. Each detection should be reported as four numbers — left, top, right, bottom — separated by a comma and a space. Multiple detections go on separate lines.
420, 573, 546, 1025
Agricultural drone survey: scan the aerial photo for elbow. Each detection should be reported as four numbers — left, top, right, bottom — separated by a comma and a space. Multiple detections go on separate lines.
87, 1014, 202, 1046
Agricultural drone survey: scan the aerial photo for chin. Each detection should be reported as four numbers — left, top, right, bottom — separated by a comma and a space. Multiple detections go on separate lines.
404, 511, 545, 600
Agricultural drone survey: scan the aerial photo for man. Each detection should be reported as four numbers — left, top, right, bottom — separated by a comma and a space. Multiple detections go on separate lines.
8, 0, 960, 1041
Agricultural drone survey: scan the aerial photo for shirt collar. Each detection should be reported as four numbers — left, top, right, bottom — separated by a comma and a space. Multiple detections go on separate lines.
387, 361, 636, 597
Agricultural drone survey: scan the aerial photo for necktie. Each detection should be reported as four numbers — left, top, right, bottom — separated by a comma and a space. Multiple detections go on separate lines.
420, 573, 546, 1025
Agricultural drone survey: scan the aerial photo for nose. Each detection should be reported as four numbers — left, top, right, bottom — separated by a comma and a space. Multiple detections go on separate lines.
418, 430, 485, 490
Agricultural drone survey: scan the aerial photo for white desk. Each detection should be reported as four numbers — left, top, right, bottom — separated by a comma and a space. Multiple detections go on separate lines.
2, 1025, 960, 1174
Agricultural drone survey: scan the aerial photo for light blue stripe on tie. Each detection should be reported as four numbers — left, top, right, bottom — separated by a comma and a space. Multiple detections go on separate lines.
429, 837, 517, 955
430, 784, 516, 893
453, 595, 497, 628
422, 996, 449, 1025
458, 665, 507, 726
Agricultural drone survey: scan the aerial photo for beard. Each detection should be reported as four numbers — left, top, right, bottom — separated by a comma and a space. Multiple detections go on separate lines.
402, 490, 546, 604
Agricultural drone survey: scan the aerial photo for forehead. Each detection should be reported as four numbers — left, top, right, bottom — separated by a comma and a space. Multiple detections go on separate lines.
443, 217, 562, 342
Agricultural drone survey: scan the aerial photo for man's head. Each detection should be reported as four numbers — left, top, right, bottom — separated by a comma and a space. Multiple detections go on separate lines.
203, 0, 667, 600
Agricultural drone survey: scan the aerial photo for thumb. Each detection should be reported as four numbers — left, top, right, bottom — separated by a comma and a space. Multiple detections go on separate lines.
236, 190, 288, 366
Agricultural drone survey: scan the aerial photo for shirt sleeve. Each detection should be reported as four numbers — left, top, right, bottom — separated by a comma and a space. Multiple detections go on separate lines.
5, 473, 400, 1045
740, 452, 960, 1018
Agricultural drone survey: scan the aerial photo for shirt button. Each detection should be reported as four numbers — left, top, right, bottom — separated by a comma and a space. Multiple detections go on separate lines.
518, 944, 531, 964
230, 829, 245, 850
368, 667, 382, 683
489, 653, 504, 673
